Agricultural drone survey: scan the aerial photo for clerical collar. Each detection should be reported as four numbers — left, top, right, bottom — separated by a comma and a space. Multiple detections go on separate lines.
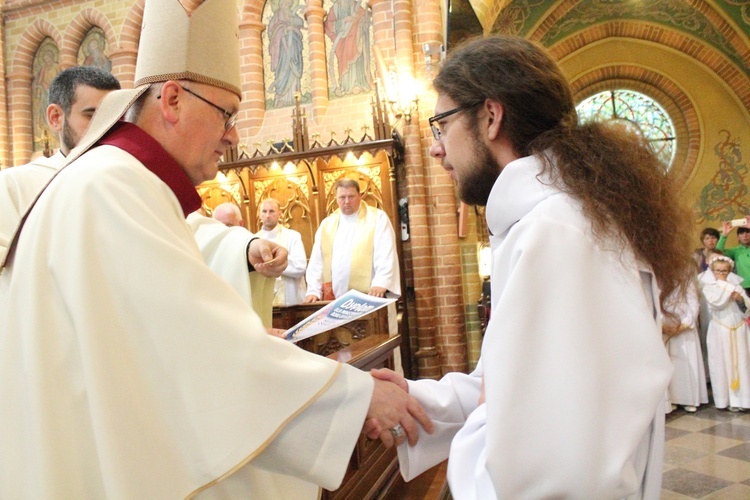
98, 121, 201, 216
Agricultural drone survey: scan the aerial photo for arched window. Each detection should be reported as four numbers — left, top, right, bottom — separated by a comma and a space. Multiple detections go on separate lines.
576, 90, 676, 168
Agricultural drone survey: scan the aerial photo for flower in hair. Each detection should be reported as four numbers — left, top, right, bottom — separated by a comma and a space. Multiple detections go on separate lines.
708, 254, 734, 267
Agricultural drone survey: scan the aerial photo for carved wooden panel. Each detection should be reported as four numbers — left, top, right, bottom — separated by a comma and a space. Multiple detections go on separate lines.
196, 175, 244, 217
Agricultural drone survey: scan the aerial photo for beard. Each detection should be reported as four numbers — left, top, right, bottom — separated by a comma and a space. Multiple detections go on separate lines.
457, 138, 501, 206
61, 120, 79, 153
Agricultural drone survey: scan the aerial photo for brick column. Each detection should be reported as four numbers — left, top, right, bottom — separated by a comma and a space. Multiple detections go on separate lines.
109, 47, 137, 88
304, 0, 328, 124
407, 0, 468, 375
0, 11, 10, 169
7, 71, 33, 166
238, 18, 266, 137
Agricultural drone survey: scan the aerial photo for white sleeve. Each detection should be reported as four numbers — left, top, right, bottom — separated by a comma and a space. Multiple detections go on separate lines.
397, 368, 482, 481
370, 211, 400, 295
702, 280, 738, 308
250, 365, 373, 490
305, 226, 324, 298
282, 231, 307, 279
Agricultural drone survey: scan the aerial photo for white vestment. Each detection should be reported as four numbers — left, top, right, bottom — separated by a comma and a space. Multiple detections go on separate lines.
187, 212, 276, 327
664, 280, 709, 407
701, 271, 750, 409
0, 151, 64, 265
397, 155, 671, 499
259, 225, 307, 305
306, 207, 400, 298
0, 136, 373, 498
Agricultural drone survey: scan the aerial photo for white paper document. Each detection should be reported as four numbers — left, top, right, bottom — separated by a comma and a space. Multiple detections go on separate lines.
284, 290, 397, 343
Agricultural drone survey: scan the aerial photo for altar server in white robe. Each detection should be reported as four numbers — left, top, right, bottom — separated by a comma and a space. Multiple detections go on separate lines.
0, 65, 120, 264
663, 278, 709, 412
0, 0, 432, 497
304, 178, 400, 301
257, 198, 308, 306
701, 255, 750, 410
368, 35, 694, 499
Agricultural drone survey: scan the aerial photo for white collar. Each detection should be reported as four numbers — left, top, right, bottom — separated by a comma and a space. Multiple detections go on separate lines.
485, 154, 559, 238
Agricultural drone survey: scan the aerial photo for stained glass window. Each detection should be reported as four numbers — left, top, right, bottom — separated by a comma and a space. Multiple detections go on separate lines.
576, 90, 676, 167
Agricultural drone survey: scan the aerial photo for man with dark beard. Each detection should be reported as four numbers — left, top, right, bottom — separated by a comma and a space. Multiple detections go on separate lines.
0, 66, 120, 263
369, 35, 694, 498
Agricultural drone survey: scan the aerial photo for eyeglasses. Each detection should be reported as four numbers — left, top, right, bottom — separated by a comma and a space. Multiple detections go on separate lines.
428, 102, 480, 140
179, 85, 237, 131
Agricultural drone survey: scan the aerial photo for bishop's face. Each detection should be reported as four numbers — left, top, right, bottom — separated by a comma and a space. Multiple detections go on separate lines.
176, 83, 240, 186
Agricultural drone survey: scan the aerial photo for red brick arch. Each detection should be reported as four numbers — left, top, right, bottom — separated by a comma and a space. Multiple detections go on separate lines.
242, 0, 264, 21
60, 9, 118, 69
8, 19, 63, 164
10, 19, 62, 79
570, 65, 700, 189
114, 0, 146, 87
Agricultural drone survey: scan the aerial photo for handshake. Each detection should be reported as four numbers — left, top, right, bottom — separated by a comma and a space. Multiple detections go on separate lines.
364, 368, 434, 448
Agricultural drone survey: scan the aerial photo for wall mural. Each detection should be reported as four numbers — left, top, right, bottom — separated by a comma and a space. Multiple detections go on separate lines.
263, 0, 310, 109
693, 130, 750, 225
323, 0, 374, 98
31, 37, 61, 153
486, 1, 748, 77
78, 27, 112, 72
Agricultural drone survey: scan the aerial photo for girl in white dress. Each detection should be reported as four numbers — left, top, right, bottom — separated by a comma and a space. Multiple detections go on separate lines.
702, 255, 750, 410
664, 278, 709, 412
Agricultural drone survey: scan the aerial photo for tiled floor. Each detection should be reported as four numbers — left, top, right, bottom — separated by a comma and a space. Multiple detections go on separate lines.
663, 405, 750, 499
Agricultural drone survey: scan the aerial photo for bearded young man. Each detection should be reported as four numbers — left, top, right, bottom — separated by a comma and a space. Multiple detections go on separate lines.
0, 66, 120, 263
370, 35, 693, 499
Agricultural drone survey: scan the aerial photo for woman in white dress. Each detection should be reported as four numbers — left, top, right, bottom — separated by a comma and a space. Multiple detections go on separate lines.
702, 255, 750, 410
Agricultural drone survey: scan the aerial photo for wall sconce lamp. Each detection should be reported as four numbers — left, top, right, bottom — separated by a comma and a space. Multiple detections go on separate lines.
387, 69, 419, 124
390, 96, 419, 124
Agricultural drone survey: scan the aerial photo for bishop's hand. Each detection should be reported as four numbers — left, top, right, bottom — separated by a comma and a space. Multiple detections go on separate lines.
248, 239, 288, 277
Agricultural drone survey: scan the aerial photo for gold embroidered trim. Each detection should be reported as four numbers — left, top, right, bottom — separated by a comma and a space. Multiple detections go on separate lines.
136, 72, 241, 98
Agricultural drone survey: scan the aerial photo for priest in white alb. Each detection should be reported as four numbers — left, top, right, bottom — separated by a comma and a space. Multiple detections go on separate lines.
257, 198, 308, 305
304, 178, 400, 302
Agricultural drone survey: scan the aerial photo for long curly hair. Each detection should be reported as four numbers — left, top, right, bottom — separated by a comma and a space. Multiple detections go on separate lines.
434, 35, 694, 310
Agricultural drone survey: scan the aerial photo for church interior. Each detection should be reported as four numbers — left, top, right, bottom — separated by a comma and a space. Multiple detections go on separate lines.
1, 0, 750, 497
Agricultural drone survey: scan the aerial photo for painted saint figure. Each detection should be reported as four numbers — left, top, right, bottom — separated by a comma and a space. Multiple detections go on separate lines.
32, 44, 60, 150
324, 0, 372, 96
267, 0, 304, 108
82, 35, 112, 73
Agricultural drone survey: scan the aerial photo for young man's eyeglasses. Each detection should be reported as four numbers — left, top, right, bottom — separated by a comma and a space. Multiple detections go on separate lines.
428, 103, 479, 140
179, 85, 237, 131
